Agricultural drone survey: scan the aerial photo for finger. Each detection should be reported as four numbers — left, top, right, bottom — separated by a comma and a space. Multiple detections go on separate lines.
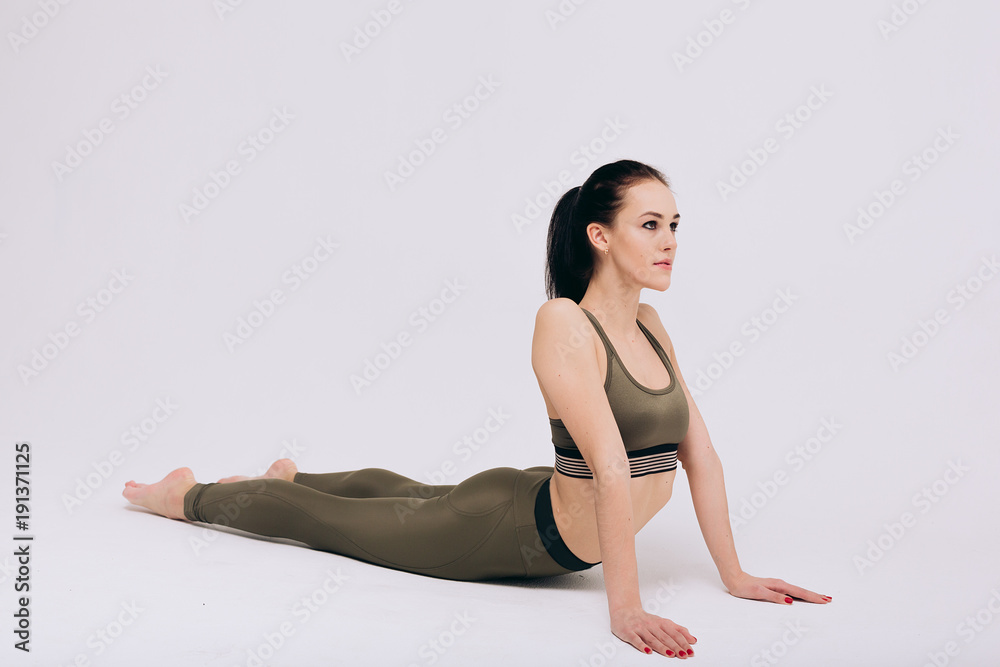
618, 629, 652, 655
641, 629, 675, 658
650, 623, 689, 657
664, 627, 694, 657
660, 622, 694, 651
672, 623, 697, 644
759, 585, 793, 605
770, 580, 832, 603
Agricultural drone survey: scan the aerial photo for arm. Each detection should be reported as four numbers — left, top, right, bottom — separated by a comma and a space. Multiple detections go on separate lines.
646, 304, 832, 605
531, 300, 696, 657
531, 300, 640, 611
592, 458, 641, 614
674, 383, 744, 589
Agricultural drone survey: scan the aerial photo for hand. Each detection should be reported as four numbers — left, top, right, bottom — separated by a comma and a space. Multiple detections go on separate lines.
610, 606, 697, 658
724, 571, 832, 605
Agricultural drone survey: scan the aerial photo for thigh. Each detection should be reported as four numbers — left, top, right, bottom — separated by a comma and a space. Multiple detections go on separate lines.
443, 467, 522, 515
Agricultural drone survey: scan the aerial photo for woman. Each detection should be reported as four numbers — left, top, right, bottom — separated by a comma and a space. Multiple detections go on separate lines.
123, 159, 831, 659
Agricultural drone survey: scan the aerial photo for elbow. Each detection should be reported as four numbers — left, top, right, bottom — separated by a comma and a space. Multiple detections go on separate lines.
678, 446, 722, 477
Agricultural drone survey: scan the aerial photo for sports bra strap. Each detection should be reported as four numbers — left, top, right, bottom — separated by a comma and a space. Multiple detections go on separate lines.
581, 308, 663, 361
580, 308, 615, 360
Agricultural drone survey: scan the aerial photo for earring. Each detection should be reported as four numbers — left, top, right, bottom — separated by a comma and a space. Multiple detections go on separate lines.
604, 247, 608, 255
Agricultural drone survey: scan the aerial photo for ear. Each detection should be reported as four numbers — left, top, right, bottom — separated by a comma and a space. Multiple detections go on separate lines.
586, 222, 609, 251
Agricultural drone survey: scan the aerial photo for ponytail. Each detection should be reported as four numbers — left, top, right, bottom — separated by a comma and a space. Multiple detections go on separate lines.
544, 159, 670, 302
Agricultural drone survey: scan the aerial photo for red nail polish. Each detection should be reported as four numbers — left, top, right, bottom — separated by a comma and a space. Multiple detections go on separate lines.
688, 649, 695, 656
679, 650, 687, 656
666, 650, 674, 656
784, 596, 792, 603
645, 647, 651, 654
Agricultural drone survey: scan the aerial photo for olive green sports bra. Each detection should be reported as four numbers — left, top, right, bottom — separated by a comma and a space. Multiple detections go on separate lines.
549, 308, 690, 478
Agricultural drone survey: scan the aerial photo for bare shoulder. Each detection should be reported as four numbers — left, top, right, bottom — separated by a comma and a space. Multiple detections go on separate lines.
532, 297, 592, 339
531, 298, 626, 467
531, 298, 598, 367
534, 296, 582, 322
636, 302, 675, 357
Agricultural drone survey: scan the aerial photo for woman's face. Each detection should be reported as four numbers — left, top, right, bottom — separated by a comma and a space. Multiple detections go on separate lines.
597, 179, 679, 291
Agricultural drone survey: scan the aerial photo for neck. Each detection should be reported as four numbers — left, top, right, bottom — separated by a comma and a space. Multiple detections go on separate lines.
578, 284, 642, 340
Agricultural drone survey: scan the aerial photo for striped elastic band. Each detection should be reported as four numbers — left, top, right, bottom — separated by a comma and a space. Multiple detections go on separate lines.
554, 443, 678, 479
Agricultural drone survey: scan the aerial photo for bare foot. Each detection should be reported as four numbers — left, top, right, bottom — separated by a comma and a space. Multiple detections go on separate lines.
217, 458, 298, 484
122, 467, 197, 520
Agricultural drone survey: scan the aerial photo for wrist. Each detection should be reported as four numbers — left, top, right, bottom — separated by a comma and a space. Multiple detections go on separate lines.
608, 596, 643, 617
721, 568, 745, 589
609, 604, 643, 620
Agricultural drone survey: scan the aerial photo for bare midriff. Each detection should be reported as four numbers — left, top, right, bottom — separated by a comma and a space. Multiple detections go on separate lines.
548, 467, 676, 563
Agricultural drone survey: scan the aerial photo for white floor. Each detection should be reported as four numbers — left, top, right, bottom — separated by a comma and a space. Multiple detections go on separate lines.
10, 464, 997, 667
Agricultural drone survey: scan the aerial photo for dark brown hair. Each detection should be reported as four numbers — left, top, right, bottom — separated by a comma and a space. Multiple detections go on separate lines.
544, 159, 670, 303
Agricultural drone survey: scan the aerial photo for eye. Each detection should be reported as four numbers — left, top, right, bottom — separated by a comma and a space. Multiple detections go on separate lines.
643, 220, 680, 232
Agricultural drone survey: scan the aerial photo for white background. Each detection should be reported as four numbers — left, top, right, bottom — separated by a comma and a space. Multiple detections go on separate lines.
2, 1, 999, 665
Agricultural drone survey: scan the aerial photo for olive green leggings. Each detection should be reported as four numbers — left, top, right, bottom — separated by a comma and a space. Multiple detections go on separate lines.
182, 465, 600, 581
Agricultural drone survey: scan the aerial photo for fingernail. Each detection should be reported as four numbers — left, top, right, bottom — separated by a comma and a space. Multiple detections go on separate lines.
784, 596, 793, 603
822, 595, 832, 601
645, 647, 651, 654
678, 649, 687, 656
688, 649, 695, 656
666, 650, 674, 656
